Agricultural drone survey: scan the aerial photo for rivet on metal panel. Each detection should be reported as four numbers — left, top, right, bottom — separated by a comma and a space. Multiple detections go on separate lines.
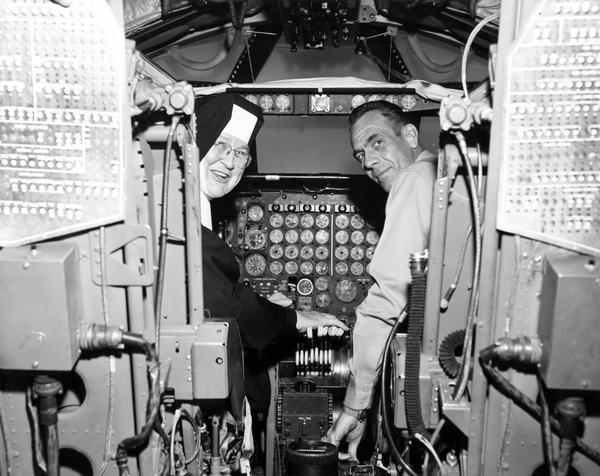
31, 361, 38, 369
23, 262, 30, 270
216, 358, 223, 364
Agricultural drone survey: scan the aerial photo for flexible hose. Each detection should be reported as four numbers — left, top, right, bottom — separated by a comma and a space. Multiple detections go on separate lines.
46, 425, 59, 476
537, 372, 557, 476
229, 0, 247, 30
404, 253, 429, 438
557, 439, 576, 476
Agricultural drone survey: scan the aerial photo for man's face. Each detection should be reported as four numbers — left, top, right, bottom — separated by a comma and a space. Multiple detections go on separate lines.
200, 132, 250, 199
350, 111, 413, 193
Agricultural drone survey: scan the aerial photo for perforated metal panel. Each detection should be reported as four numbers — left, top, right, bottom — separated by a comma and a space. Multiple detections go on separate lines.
497, 0, 600, 256
0, 0, 127, 246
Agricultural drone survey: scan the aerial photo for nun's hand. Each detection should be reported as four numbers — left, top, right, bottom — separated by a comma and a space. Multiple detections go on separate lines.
295, 311, 348, 337
267, 291, 293, 307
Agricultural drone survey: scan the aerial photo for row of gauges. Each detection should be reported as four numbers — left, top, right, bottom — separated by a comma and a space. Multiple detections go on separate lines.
243, 93, 418, 114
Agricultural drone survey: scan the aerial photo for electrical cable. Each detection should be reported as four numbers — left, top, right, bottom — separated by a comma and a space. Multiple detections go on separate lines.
154, 115, 181, 359
421, 419, 446, 475
407, 33, 462, 74
169, 409, 182, 474
46, 425, 59, 476
380, 305, 418, 476
26, 387, 46, 473
452, 132, 482, 401
0, 376, 10, 476
440, 225, 472, 311
180, 409, 202, 463
461, 12, 500, 100
537, 371, 557, 476
414, 432, 444, 475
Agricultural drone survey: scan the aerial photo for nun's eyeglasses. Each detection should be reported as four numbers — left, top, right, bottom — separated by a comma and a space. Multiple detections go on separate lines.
213, 141, 250, 167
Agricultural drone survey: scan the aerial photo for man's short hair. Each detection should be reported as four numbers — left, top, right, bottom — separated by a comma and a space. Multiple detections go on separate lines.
348, 100, 414, 136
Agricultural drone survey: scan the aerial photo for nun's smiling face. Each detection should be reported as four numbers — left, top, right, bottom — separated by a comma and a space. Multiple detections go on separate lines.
200, 132, 251, 199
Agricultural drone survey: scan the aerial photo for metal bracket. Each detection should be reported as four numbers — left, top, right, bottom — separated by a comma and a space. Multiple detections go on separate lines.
90, 224, 154, 287
438, 378, 471, 436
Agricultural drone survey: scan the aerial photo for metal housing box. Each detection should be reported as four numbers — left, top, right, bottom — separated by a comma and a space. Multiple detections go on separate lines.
538, 254, 600, 390
0, 243, 82, 370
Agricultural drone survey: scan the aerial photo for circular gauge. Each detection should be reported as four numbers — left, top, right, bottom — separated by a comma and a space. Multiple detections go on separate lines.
300, 245, 314, 260
247, 204, 264, 222
269, 228, 284, 244
335, 279, 358, 303
300, 213, 314, 228
315, 276, 329, 291
270, 213, 284, 228
366, 230, 380, 245
350, 246, 365, 260
368, 94, 382, 102
366, 246, 376, 260
259, 94, 274, 111
285, 245, 299, 260
269, 244, 284, 259
315, 245, 329, 260
285, 213, 299, 228
400, 95, 417, 111
315, 261, 329, 276
244, 229, 266, 250
300, 261, 314, 275
351, 214, 365, 229
285, 261, 298, 275
270, 261, 283, 275
351, 262, 365, 276
297, 278, 314, 296
315, 229, 330, 244
384, 94, 400, 105
245, 94, 259, 105
335, 214, 349, 229
335, 246, 349, 260
335, 230, 349, 245
300, 229, 314, 244
275, 94, 291, 112
351, 230, 365, 245
285, 229, 299, 244
315, 293, 331, 308
315, 213, 330, 228
335, 261, 348, 275
351, 95, 366, 109
244, 253, 267, 277
312, 95, 330, 112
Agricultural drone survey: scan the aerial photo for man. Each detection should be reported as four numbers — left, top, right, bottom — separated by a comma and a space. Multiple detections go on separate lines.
325, 100, 437, 459
195, 94, 348, 413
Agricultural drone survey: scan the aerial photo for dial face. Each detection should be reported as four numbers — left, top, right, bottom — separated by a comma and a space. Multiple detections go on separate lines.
334, 245, 349, 260
315, 213, 330, 228
401, 94, 417, 111
300, 261, 314, 275
335, 261, 348, 275
300, 229, 314, 244
285, 261, 298, 275
315, 293, 331, 308
384, 94, 400, 105
351, 262, 365, 276
351, 230, 365, 245
269, 244, 284, 259
259, 94, 274, 111
351, 214, 365, 229
275, 94, 291, 112
300, 245, 314, 260
366, 246, 376, 260
335, 230, 349, 245
245, 94, 259, 105
244, 253, 267, 277
335, 214, 349, 228
247, 204, 264, 222
270, 261, 283, 275
366, 230, 380, 245
312, 94, 330, 112
285, 213, 299, 228
297, 278, 314, 296
350, 246, 364, 260
315, 229, 330, 244
285, 245, 299, 260
335, 279, 358, 303
315, 245, 329, 260
300, 214, 315, 228
244, 229, 266, 250
315, 276, 329, 291
368, 94, 382, 102
285, 229, 299, 244
351, 95, 366, 109
270, 213, 284, 228
269, 229, 284, 244
315, 261, 329, 276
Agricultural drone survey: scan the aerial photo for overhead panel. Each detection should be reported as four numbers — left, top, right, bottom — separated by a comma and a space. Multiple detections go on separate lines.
497, 0, 600, 256
0, 0, 127, 246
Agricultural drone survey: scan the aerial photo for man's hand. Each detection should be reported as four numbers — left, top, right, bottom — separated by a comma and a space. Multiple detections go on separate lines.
325, 410, 367, 460
295, 311, 348, 336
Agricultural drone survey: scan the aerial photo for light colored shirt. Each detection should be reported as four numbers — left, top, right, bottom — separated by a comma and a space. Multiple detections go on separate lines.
344, 151, 437, 410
